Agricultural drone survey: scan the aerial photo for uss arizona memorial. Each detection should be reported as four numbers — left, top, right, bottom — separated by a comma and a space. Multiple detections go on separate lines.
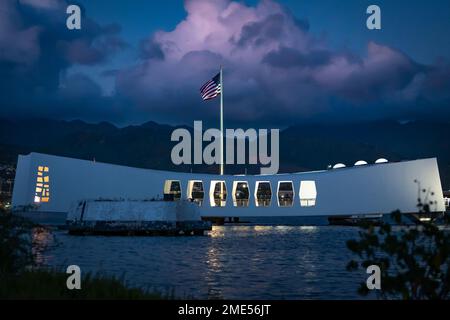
11, 152, 446, 219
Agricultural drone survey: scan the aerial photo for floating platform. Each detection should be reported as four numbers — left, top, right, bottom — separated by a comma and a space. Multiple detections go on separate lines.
66, 199, 212, 236
67, 220, 211, 236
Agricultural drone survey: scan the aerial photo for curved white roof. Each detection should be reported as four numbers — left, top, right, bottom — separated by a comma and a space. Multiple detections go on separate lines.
354, 160, 368, 166
333, 163, 346, 169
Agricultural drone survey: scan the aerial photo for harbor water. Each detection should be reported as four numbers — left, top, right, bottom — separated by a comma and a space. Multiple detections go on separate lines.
33, 217, 376, 300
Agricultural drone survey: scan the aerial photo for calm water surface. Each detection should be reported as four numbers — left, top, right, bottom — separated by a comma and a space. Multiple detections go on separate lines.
35, 220, 375, 299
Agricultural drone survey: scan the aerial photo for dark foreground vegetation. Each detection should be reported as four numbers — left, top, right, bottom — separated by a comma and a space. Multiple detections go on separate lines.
0, 269, 165, 299
347, 192, 450, 300
0, 208, 165, 299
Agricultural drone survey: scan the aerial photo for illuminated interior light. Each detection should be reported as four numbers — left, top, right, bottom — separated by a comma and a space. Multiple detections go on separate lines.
163, 180, 181, 201
34, 165, 50, 204
187, 180, 204, 206
232, 181, 250, 207
209, 181, 227, 207
299, 181, 317, 207
277, 181, 294, 207
255, 181, 272, 207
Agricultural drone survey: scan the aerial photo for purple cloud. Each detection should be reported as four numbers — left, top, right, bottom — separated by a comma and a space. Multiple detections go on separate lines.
116, 0, 450, 125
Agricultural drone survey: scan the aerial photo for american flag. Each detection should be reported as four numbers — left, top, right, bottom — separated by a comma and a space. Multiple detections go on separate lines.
200, 73, 221, 101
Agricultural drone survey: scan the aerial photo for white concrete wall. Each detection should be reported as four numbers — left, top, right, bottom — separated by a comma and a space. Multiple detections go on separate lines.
11, 154, 32, 207
12, 152, 446, 217
67, 200, 201, 222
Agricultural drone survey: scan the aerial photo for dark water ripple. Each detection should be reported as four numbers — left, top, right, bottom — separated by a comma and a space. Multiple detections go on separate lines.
35, 225, 376, 299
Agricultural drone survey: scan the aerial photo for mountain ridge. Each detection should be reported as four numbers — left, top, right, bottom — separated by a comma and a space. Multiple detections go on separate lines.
0, 117, 449, 188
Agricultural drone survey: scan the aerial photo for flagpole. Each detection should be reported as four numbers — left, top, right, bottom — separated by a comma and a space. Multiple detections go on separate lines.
220, 66, 224, 176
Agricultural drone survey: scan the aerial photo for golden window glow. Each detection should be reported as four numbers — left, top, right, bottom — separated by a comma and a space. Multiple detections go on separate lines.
34, 166, 50, 204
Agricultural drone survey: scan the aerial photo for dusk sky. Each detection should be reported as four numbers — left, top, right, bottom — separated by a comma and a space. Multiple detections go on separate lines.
1, 0, 450, 127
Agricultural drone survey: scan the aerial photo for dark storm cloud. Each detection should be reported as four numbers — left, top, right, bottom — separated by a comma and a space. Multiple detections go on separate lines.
293, 17, 310, 32
234, 14, 286, 48
61, 30, 127, 65
1, 0, 450, 126
139, 37, 165, 60
262, 46, 331, 68
0, 0, 127, 123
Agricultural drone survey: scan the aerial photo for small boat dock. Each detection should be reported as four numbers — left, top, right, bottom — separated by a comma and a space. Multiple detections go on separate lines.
66, 199, 212, 236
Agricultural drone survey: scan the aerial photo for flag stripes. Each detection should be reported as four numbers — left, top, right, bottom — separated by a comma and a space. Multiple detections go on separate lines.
200, 73, 221, 101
